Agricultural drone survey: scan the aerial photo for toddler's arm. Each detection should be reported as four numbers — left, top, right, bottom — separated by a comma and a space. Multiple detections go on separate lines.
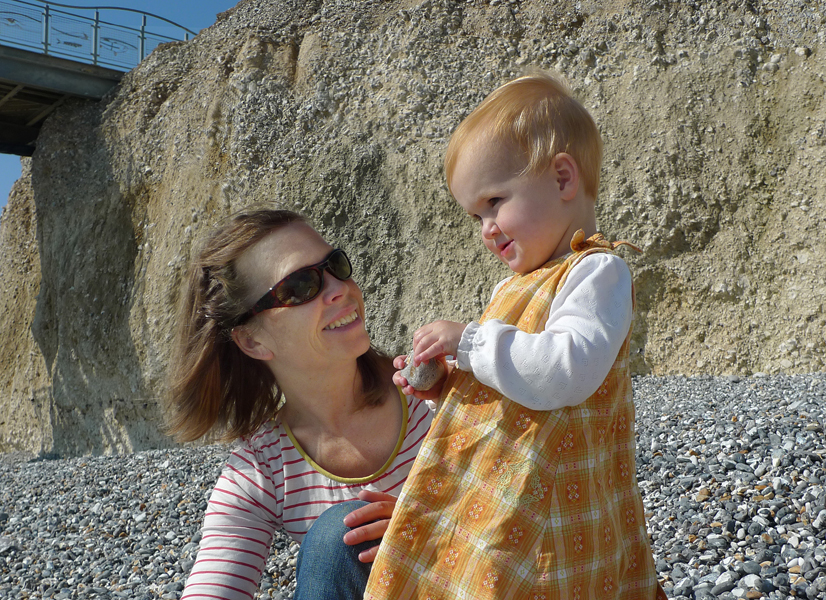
457, 253, 632, 410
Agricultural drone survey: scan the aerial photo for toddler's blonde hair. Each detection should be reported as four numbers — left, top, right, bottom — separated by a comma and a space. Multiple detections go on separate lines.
444, 71, 603, 199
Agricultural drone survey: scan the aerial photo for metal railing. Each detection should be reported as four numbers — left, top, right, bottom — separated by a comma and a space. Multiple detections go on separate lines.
0, 0, 196, 71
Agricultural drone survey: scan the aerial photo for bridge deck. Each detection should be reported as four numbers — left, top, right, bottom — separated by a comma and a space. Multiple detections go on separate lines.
0, 45, 123, 155
0, 0, 194, 156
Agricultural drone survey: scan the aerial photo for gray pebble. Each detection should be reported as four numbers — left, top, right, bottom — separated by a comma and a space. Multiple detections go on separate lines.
741, 573, 764, 590
399, 352, 445, 391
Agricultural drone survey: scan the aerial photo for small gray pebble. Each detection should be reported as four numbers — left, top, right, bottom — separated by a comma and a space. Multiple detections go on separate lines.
399, 353, 445, 391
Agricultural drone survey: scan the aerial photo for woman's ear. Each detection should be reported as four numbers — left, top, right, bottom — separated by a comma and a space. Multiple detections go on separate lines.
551, 153, 580, 201
231, 325, 275, 361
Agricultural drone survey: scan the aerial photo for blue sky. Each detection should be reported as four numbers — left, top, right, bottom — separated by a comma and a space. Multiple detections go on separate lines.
0, 0, 240, 212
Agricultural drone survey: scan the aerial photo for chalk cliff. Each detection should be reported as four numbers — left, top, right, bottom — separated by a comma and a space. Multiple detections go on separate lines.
1, 0, 824, 455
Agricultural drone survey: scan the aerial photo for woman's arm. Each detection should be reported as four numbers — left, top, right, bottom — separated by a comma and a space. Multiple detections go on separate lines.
456, 253, 633, 410
182, 445, 281, 600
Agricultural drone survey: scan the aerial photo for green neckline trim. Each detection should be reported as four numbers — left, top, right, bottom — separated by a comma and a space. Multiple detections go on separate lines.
282, 387, 408, 484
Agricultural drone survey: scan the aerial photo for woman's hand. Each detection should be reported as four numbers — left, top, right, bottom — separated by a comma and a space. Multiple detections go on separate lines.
412, 320, 466, 365
341, 490, 398, 563
393, 354, 450, 400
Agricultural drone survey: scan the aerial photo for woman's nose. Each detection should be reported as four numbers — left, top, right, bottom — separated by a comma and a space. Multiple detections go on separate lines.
321, 271, 349, 303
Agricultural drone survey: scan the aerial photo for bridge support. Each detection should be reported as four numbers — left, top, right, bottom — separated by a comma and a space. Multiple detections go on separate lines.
0, 45, 123, 156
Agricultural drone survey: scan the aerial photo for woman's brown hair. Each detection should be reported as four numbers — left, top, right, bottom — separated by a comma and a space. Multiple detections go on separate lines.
166, 208, 393, 443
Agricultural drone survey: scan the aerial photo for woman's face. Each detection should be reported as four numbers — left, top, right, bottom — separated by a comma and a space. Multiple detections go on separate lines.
235, 222, 371, 372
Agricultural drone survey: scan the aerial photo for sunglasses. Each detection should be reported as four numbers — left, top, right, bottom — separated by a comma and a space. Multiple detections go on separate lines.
240, 249, 353, 322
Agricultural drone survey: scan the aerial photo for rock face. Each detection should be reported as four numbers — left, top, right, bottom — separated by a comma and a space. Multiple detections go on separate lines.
0, 0, 824, 456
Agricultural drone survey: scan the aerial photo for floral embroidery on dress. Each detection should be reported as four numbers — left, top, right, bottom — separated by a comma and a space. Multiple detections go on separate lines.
603, 576, 614, 593
482, 571, 499, 590
445, 548, 459, 567
378, 569, 394, 587
450, 433, 466, 452
468, 502, 484, 520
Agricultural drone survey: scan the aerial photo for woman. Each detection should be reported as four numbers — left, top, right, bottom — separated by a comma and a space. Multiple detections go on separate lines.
166, 209, 435, 600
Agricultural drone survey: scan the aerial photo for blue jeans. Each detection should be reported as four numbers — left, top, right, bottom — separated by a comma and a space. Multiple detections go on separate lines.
294, 500, 379, 600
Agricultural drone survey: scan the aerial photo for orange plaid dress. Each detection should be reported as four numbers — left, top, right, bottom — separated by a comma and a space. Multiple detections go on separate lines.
364, 234, 663, 600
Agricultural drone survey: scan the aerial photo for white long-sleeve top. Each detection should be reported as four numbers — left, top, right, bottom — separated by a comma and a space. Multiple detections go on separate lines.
181, 391, 435, 600
456, 252, 633, 411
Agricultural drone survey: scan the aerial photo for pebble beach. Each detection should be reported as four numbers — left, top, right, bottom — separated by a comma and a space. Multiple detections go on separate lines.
1, 373, 825, 600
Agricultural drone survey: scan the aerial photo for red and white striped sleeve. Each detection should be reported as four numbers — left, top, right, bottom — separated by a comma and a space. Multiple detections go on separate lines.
182, 427, 282, 600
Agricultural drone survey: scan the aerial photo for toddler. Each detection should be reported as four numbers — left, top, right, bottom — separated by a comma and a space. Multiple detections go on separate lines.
365, 72, 665, 600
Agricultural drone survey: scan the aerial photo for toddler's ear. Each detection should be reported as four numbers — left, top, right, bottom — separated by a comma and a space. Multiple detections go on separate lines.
552, 153, 580, 201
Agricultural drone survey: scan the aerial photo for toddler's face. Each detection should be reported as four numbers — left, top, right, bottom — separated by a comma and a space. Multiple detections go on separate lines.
450, 136, 577, 273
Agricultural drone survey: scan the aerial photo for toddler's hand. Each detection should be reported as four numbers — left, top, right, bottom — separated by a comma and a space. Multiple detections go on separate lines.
412, 320, 466, 365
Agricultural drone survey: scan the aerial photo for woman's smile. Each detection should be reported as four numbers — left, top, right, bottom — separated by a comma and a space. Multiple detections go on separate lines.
324, 310, 360, 331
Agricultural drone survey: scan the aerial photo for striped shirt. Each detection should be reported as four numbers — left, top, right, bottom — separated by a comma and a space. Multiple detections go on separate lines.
182, 389, 435, 600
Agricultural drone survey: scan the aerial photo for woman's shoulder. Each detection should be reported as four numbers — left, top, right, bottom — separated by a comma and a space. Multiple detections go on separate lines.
235, 418, 289, 460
